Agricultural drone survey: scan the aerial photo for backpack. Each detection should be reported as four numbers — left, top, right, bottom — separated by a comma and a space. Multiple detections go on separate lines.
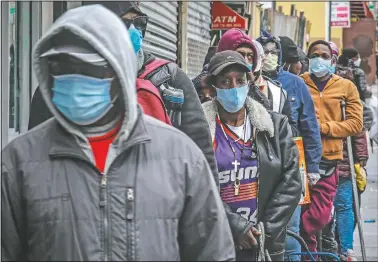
136, 59, 172, 125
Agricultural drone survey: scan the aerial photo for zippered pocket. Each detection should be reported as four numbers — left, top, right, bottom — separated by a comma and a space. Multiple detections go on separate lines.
126, 188, 135, 261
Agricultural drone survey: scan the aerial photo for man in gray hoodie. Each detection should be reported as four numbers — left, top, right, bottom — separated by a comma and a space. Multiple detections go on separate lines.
1, 5, 235, 261
28, 2, 219, 190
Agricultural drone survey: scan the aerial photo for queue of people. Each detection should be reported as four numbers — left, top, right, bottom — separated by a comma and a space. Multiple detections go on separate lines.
1, 2, 368, 261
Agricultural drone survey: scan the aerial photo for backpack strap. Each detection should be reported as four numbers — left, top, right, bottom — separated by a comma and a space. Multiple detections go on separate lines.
139, 58, 170, 79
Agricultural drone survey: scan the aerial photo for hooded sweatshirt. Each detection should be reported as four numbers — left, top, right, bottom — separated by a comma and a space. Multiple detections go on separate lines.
301, 73, 363, 160
216, 28, 258, 70
33, 4, 138, 168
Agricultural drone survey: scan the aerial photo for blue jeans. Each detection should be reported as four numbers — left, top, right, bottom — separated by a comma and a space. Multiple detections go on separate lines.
334, 178, 354, 253
285, 206, 302, 261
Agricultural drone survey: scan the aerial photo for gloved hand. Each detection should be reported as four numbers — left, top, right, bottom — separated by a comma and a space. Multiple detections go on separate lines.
308, 173, 321, 187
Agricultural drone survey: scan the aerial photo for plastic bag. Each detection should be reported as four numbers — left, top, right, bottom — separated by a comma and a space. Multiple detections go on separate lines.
354, 163, 367, 192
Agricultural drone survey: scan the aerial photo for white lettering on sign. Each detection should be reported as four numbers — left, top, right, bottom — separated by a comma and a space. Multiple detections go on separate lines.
219, 166, 258, 184
214, 16, 237, 23
228, 16, 236, 23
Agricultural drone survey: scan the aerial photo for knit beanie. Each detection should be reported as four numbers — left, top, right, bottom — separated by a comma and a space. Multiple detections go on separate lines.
216, 29, 258, 71
279, 36, 299, 63
342, 48, 359, 59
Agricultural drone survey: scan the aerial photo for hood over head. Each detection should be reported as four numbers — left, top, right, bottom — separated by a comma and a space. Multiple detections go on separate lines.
256, 30, 282, 66
216, 29, 258, 71
252, 40, 265, 72
279, 36, 299, 64
329, 41, 339, 57
33, 4, 138, 144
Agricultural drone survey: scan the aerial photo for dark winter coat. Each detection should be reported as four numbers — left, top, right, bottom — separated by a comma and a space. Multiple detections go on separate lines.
338, 130, 369, 178
353, 67, 372, 101
203, 97, 302, 261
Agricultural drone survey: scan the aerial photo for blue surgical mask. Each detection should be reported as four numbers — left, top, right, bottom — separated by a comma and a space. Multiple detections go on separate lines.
52, 74, 115, 125
247, 63, 253, 72
309, 57, 332, 78
128, 24, 143, 54
215, 85, 249, 113
329, 65, 336, 74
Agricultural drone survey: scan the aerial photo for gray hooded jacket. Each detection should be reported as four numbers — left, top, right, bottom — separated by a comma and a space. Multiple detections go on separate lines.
1, 5, 235, 261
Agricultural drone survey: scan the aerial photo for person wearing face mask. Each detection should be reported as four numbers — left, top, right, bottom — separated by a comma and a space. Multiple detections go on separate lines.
262, 35, 321, 261
28, 1, 220, 191
210, 29, 297, 135
250, 40, 300, 142
300, 40, 363, 255
202, 50, 301, 261
257, 35, 322, 260
2, 5, 235, 261
256, 33, 321, 186
324, 44, 371, 261
339, 48, 372, 102
252, 40, 294, 121
193, 29, 260, 104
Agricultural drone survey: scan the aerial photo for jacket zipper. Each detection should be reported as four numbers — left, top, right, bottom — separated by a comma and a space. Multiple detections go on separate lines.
255, 130, 261, 223
100, 174, 109, 261
51, 138, 149, 261
51, 155, 111, 261
319, 91, 324, 125
126, 188, 135, 261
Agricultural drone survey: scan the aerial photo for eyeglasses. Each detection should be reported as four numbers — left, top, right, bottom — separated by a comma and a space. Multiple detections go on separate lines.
122, 16, 149, 30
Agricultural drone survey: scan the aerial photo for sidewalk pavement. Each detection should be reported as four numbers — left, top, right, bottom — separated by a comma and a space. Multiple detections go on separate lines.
353, 144, 378, 261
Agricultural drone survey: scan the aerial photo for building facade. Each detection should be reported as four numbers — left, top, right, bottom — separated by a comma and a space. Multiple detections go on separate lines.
1, 1, 212, 148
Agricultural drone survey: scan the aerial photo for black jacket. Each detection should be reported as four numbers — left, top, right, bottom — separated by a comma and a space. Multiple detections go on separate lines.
28, 50, 219, 188
202, 97, 302, 261
353, 67, 371, 101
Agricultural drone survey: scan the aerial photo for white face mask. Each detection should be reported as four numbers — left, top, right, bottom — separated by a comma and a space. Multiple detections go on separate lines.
262, 53, 279, 72
353, 58, 361, 67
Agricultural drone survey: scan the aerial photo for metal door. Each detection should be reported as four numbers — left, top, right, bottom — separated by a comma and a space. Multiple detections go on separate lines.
187, 1, 212, 78
139, 2, 178, 62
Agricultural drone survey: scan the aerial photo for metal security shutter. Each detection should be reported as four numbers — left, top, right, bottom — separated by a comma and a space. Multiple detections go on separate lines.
187, 1, 211, 78
139, 2, 178, 62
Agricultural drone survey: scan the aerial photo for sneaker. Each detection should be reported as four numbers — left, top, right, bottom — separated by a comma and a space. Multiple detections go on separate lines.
340, 249, 358, 261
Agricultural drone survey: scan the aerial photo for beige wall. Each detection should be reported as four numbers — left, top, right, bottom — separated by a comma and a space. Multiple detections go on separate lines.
277, 1, 343, 49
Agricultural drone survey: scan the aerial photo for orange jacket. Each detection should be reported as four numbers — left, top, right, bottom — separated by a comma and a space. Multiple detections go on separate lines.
301, 73, 363, 160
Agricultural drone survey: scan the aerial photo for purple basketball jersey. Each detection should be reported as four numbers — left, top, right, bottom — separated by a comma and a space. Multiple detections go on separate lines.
214, 118, 259, 223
